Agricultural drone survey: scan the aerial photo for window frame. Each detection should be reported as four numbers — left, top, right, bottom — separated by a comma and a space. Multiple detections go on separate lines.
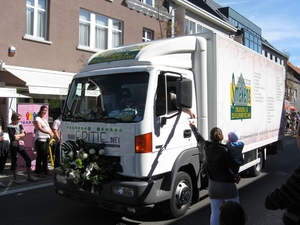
229, 17, 262, 54
184, 17, 212, 35
25, 0, 48, 41
140, 0, 154, 7
156, 74, 181, 116
143, 28, 154, 42
78, 9, 123, 51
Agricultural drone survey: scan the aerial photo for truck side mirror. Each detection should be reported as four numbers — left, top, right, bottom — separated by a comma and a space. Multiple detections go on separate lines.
176, 79, 192, 109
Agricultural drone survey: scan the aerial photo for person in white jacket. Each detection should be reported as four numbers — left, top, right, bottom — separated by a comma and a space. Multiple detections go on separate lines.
34, 105, 54, 176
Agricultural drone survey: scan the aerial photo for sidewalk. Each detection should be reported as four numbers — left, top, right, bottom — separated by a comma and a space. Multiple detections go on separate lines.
0, 158, 54, 190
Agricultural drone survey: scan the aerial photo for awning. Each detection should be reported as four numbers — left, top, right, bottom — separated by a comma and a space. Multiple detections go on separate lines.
0, 92, 30, 98
3, 65, 75, 95
0, 88, 30, 98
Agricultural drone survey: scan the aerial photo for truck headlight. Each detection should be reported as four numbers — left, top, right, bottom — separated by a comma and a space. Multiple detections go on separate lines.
112, 185, 134, 197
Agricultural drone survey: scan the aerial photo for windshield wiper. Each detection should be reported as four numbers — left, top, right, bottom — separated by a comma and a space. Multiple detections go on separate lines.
70, 116, 88, 122
63, 111, 89, 122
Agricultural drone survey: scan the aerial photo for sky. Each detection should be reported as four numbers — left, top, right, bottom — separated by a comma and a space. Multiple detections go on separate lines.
214, 0, 300, 68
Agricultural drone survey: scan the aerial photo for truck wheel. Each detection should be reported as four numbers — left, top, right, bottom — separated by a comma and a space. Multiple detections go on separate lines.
162, 171, 192, 218
248, 151, 263, 177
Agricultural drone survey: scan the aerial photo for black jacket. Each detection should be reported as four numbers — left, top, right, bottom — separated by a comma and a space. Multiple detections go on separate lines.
265, 167, 300, 210
7, 123, 24, 143
190, 124, 240, 183
205, 142, 240, 182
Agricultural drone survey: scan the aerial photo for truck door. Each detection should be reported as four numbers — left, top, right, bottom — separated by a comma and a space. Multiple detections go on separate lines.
154, 73, 193, 154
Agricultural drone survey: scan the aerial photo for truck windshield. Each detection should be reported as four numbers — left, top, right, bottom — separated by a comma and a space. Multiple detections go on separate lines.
63, 72, 149, 123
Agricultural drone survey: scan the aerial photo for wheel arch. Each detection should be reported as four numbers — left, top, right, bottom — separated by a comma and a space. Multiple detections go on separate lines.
243, 147, 265, 177
160, 147, 200, 202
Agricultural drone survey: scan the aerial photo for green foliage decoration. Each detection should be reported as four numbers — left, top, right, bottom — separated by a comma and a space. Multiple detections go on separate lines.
59, 139, 123, 193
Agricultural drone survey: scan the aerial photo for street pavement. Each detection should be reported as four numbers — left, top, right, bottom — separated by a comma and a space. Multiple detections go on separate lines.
0, 132, 297, 225
0, 158, 54, 191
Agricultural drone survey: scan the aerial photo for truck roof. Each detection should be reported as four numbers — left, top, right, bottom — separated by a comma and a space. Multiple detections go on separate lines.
81, 35, 207, 72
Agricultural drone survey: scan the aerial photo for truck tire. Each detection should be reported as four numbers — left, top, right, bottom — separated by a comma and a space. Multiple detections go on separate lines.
248, 151, 263, 177
162, 171, 192, 218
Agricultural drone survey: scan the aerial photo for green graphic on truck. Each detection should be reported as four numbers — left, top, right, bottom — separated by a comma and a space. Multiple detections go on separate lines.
230, 73, 252, 120
89, 44, 149, 65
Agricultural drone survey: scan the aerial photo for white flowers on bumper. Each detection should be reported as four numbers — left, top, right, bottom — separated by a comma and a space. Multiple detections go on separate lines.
99, 149, 105, 155
60, 139, 122, 193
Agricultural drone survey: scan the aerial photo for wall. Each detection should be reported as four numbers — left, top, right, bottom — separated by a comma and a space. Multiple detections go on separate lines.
0, 0, 161, 74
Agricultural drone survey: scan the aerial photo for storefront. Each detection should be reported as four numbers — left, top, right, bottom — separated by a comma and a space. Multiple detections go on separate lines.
0, 64, 75, 122
0, 88, 30, 131
0, 65, 75, 171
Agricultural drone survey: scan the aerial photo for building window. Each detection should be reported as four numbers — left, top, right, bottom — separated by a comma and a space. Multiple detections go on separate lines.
26, 0, 48, 39
143, 29, 154, 42
185, 18, 211, 35
140, 0, 154, 7
262, 50, 266, 57
185, 20, 195, 34
79, 9, 123, 50
229, 17, 262, 54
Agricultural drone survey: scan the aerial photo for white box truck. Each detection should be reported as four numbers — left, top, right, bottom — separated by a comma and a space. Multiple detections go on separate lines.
54, 32, 285, 218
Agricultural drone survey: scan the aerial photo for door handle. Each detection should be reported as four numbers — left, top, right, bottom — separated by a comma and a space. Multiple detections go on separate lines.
184, 129, 191, 138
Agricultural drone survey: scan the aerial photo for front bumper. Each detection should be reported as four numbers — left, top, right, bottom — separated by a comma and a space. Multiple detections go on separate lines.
53, 169, 167, 216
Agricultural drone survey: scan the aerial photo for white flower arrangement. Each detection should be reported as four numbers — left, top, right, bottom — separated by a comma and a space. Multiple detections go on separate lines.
61, 139, 122, 193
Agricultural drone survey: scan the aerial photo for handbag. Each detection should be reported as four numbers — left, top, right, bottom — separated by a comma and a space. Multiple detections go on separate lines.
11, 139, 25, 150
11, 140, 19, 147
18, 140, 25, 151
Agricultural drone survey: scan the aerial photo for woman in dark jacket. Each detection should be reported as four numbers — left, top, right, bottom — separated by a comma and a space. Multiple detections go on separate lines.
265, 123, 300, 225
189, 121, 240, 225
265, 167, 300, 225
